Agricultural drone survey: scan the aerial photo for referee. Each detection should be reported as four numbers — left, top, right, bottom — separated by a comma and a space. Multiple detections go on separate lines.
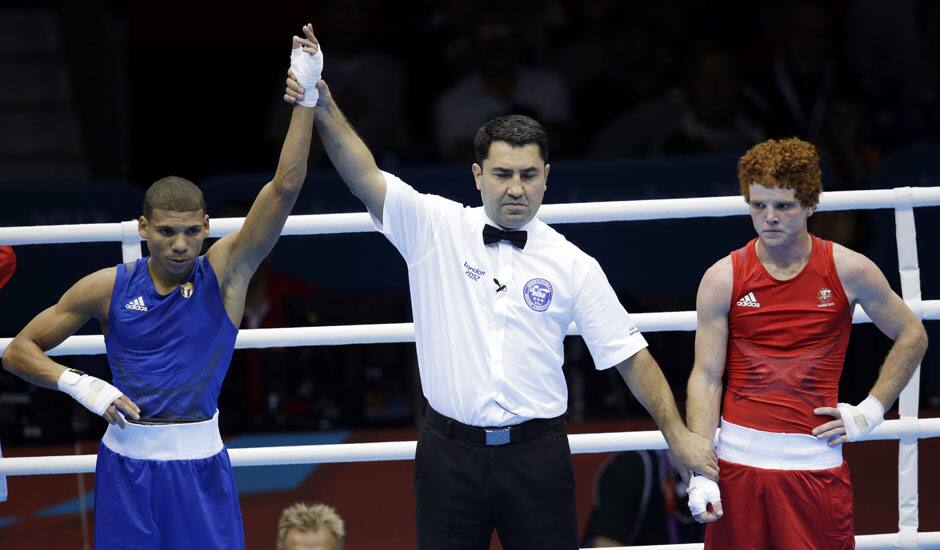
285, 35, 717, 549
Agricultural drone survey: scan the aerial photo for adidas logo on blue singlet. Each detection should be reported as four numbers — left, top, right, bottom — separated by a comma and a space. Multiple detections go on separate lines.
124, 296, 148, 312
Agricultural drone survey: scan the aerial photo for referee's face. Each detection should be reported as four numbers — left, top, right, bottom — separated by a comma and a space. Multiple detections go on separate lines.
473, 141, 549, 229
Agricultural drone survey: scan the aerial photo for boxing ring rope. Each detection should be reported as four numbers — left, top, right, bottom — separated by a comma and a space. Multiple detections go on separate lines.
1, 302, 938, 356
1, 418, 938, 477
1, 186, 939, 549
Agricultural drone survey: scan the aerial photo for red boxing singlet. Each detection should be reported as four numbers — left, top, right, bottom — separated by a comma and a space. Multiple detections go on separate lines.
723, 235, 852, 434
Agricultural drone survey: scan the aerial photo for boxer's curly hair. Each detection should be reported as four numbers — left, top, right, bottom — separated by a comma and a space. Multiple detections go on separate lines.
738, 138, 822, 208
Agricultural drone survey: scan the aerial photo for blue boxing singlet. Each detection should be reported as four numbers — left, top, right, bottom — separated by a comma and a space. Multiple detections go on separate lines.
105, 256, 238, 421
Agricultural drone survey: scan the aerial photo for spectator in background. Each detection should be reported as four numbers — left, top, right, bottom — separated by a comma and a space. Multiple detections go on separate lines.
847, 0, 940, 150
277, 502, 346, 550
589, 45, 763, 158
742, 0, 872, 167
561, 10, 668, 152
743, 2, 876, 250
582, 450, 704, 547
0, 247, 15, 290
743, 1, 839, 141
318, 0, 406, 165
407, 0, 482, 160
653, 45, 765, 155
552, 0, 626, 91
433, 15, 571, 162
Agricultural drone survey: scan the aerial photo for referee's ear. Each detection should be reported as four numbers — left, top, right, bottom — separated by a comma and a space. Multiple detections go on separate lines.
472, 163, 483, 190
544, 163, 550, 187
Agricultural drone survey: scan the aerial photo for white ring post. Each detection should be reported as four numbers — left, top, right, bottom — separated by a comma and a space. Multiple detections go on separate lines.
893, 187, 922, 548
120, 219, 141, 262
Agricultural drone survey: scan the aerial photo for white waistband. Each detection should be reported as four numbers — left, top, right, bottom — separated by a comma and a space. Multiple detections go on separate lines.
102, 410, 224, 461
718, 418, 842, 470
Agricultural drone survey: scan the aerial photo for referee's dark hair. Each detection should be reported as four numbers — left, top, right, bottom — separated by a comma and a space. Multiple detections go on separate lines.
474, 114, 549, 165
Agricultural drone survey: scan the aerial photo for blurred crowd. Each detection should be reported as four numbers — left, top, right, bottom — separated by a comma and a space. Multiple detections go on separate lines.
259, 0, 940, 192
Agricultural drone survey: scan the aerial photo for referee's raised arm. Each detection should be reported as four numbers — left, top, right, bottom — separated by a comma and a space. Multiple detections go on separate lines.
284, 52, 387, 221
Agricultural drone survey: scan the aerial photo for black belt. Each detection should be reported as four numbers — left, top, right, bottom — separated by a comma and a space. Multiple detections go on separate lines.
424, 406, 565, 447
128, 416, 211, 425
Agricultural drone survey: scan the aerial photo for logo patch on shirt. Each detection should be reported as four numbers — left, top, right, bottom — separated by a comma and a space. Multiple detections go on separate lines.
523, 278, 553, 312
463, 261, 485, 282
180, 282, 194, 299
736, 292, 760, 308
817, 287, 834, 308
124, 296, 148, 311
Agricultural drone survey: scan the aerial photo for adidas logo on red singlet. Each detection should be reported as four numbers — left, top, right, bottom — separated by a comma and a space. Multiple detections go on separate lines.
124, 296, 148, 312
736, 292, 761, 308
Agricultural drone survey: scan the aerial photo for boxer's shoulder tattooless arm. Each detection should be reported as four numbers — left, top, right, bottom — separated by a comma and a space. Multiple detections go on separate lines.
833, 244, 927, 410
687, 256, 732, 441
2, 267, 115, 389
834, 244, 917, 340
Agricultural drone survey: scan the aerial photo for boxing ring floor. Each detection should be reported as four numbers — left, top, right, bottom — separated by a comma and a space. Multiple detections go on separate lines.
0, 186, 938, 548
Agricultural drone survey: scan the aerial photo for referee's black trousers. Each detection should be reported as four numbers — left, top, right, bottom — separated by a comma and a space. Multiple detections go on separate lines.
415, 409, 579, 550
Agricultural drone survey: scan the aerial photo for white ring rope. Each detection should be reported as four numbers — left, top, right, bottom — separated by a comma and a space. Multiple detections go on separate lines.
1, 301, 938, 356
1, 418, 938, 477
0, 186, 938, 549
0, 187, 939, 245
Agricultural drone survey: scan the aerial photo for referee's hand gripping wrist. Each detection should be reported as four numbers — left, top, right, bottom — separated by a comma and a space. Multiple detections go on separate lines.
57, 368, 140, 427
669, 429, 719, 481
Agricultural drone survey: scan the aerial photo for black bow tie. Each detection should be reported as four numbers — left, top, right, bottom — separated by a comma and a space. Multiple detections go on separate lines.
482, 224, 527, 249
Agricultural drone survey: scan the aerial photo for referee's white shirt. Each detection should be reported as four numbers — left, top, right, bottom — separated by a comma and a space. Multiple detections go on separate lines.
373, 172, 648, 427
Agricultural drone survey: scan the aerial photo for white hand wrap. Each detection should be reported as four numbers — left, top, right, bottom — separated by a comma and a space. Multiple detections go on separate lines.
57, 369, 123, 417
688, 474, 721, 517
290, 44, 324, 107
837, 395, 885, 442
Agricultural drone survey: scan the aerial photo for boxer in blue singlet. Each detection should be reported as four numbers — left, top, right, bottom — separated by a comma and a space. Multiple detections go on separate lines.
1, 24, 324, 549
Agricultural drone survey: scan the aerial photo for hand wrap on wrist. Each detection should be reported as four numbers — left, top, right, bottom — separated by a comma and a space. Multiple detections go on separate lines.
57, 368, 123, 417
290, 45, 324, 107
837, 395, 885, 442
688, 473, 721, 516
